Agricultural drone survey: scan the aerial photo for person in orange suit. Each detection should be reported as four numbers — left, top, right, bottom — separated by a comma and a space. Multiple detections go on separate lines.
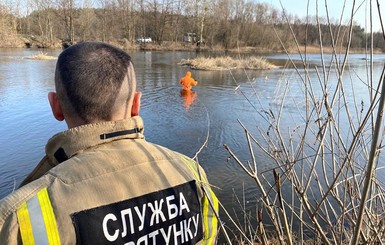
180, 71, 198, 91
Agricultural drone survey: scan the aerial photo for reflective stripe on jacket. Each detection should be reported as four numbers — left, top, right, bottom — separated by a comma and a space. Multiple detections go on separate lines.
17, 187, 60, 245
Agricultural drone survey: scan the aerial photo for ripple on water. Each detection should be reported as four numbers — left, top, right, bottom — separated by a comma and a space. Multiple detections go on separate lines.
141, 86, 210, 157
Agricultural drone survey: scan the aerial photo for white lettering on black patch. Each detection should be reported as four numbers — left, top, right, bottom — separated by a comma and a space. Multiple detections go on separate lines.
72, 181, 202, 244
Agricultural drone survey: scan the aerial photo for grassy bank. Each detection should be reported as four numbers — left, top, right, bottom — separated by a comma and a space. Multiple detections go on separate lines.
178, 56, 277, 70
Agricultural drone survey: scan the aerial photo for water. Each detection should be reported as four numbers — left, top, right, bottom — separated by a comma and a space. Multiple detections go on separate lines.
0, 49, 271, 200
1, 49, 385, 239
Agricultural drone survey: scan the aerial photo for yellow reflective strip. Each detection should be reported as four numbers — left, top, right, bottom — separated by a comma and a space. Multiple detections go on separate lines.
207, 189, 219, 245
37, 188, 61, 245
203, 196, 210, 241
182, 157, 200, 180
202, 190, 219, 245
181, 156, 219, 245
17, 201, 35, 245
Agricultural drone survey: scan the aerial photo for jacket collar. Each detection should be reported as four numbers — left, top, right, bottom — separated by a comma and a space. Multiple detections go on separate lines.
46, 116, 144, 165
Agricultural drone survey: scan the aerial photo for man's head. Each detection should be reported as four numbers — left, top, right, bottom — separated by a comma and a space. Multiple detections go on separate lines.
48, 42, 141, 128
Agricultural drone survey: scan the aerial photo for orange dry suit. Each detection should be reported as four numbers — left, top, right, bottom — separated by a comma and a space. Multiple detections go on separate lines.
180, 71, 198, 91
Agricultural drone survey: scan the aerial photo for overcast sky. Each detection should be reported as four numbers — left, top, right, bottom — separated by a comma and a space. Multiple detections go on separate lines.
266, 0, 383, 32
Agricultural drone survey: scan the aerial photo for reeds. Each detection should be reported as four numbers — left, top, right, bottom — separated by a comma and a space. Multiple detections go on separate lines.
220, 0, 385, 244
179, 56, 277, 70
25, 52, 57, 60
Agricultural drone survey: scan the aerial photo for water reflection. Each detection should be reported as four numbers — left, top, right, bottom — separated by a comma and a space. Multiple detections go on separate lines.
180, 89, 197, 110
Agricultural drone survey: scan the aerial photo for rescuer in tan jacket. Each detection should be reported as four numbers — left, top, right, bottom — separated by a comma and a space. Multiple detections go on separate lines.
0, 42, 218, 245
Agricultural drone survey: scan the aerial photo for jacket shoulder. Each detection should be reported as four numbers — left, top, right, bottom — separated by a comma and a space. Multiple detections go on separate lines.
19, 156, 55, 187
0, 175, 52, 227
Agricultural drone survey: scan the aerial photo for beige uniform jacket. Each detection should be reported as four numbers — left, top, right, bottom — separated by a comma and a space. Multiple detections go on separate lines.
0, 116, 218, 245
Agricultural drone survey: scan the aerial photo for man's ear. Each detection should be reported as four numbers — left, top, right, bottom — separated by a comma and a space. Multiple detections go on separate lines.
131, 92, 141, 117
48, 92, 65, 121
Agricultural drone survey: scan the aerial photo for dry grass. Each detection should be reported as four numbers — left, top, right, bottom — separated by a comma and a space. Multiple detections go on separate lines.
217, 2, 385, 245
179, 56, 277, 70
25, 53, 57, 60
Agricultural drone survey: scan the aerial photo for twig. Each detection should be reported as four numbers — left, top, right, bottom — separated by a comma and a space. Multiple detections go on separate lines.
352, 64, 385, 245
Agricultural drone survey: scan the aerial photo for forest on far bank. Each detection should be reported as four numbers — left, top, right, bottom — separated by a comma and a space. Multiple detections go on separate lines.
0, 0, 384, 52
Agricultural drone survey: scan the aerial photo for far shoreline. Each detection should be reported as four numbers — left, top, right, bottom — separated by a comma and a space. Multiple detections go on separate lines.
111, 43, 385, 55
0, 40, 383, 55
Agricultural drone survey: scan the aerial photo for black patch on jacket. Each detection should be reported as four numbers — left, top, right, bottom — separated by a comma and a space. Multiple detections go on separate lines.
54, 147, 68, 163
71, 181, 202, 245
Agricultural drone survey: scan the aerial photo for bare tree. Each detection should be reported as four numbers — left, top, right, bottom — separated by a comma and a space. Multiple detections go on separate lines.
147, 0, 173, 44
77, 0, 96, 41
28, 0, 56, 46
1, 0, 378, 51
116, 0, 138, 42
55, 0, 76, 43
96, 0, 114, 42
0, 0, 24, 47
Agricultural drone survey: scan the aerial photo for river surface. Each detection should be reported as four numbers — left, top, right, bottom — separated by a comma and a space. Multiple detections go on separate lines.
1, 49, 385, 238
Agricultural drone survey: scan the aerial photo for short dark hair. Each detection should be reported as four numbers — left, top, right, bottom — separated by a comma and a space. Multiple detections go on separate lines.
55, 42, 133, 123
